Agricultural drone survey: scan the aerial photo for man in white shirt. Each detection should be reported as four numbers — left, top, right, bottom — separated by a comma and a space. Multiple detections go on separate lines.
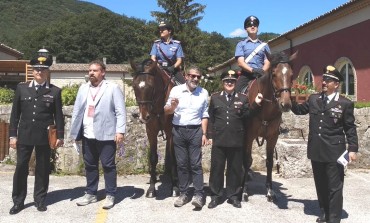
164, 65, 209, 209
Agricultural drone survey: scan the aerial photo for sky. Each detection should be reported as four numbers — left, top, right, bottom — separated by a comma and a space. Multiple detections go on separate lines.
81, 0, 350, 37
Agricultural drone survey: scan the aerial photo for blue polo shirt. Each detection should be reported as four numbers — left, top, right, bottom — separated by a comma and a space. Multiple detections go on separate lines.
150, 38, 184, 66
166, 83, 209, 126
234, 37, 271, 69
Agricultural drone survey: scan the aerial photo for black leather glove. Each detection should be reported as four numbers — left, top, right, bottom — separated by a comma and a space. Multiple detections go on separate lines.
252, 68, 265, 78
166, 66, 175, 74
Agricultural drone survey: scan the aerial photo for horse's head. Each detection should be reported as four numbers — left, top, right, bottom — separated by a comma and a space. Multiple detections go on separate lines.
269, 51, 298, 112
130, 59, 164, 123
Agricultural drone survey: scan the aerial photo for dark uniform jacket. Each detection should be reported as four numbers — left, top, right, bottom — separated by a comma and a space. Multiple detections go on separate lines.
208, 91, 258, 148
291, 93, 358, 162
9, 81, 64, 146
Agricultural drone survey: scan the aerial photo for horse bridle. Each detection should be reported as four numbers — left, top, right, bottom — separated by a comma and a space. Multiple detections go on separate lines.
134, 72, 157, 108
257, 62, 292, 102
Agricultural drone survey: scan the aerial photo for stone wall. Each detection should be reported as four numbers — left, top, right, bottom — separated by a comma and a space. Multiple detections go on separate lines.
1, 105, 369, 178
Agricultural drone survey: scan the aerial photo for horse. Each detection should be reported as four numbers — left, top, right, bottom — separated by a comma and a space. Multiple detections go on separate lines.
242, 51, 298, 202
130, 59, 179, 198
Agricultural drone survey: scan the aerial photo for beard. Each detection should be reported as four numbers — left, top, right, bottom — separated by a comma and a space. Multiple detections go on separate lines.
186, 79, 199, 91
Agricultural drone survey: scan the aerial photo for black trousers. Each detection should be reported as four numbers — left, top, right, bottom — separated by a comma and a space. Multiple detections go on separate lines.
235, 74, 254, 93
172, 125, 204, 197
12, 144, 51, 205
209, 145, 243, 201
311, 161, 344, 223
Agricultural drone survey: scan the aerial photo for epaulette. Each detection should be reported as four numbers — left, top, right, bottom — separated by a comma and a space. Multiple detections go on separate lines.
238, 92, 247, 96
173, 40, 181, 44
211, 91, 221, 96
154, 39, 161, 43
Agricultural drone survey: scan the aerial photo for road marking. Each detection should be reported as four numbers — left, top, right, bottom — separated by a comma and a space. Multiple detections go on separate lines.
96, 204, 108, 223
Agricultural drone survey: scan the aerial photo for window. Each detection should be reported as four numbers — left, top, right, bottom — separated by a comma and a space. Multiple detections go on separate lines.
297, 65, 314, 86
335, 57, 356, 100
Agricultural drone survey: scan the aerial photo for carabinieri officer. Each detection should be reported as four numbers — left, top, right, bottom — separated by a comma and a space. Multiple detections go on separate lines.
207, 70, 262, 209
150, 21, 185, 84
9, 53, 64, 214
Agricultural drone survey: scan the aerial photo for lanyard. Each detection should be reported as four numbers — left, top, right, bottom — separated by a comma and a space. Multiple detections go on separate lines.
89, 85, 101, 101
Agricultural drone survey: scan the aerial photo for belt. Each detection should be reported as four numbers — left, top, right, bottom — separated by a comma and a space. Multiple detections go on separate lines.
174, 125, 201, 129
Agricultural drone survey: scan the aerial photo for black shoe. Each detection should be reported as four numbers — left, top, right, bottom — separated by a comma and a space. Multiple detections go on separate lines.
9, 204, 24, 215
316, 218, 327, 223
227, 199, 241, 208
35, 202, 47, 212
208, 198, 219, 209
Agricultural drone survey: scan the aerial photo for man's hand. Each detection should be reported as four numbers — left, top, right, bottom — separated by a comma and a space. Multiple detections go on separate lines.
9, 137, 17, 149
115, 133, 125, 145
349, 152, 357, 162
166, 66, 175, 74
255, 93, 263, 105
252, 68, 265, 78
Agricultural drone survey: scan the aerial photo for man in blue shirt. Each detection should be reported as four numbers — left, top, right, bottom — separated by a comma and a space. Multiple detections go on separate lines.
150, 21, 185, 84
234, 15, 271, 93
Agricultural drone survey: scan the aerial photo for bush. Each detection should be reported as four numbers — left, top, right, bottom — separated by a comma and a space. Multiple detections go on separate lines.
354, 101, 370, 108
125, 95, 137, 107
0, 87, 15, 104
61, 84, 80, 106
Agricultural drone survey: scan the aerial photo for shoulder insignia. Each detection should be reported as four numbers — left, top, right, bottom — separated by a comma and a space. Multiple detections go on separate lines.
173, 40, 181, 43
211, 91, 221, 96
154, 39, 161, 43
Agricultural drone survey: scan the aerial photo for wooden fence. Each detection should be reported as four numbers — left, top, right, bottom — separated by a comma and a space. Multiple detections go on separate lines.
0, 120, 9, 161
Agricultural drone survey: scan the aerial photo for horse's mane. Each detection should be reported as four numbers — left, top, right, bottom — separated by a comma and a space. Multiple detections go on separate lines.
133, 58, 155, 74
269, 51, 291, 68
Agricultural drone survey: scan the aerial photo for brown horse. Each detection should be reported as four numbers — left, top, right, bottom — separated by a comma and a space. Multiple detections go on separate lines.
243, 51, 297, 202
130, 59, 179, 197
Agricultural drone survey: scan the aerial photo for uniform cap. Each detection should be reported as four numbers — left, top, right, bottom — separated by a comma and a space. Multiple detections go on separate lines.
244, 15, 260, 28
30, 56, 52, 68
158, 21, 173, 30
221, 70, 238, 81
323, 65, 343, 82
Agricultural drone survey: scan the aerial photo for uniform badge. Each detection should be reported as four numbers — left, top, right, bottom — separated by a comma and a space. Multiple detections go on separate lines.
333, 118, 338, 124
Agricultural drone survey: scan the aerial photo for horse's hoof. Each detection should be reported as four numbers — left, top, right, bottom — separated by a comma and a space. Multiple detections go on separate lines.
243, 193, 249, 202
145, 190, 157, 198
266, 194, 276, 202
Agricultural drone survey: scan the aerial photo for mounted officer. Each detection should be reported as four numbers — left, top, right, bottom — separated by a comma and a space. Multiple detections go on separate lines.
150, 21, 185, 85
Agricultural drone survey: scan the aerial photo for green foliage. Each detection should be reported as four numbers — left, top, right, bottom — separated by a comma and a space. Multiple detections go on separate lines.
354, 101, 370, 108
200, 78, 222, 94
0, 87, 15, 104
0, 0, 110, 51
61, 84, 80, 106
125, 96, 137, 107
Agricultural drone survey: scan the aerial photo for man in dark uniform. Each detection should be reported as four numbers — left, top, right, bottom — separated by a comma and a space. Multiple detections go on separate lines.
9, 54, 64, 214
207, 70, 262, 209
291, 65, 358, 223
150, 21, 185, 85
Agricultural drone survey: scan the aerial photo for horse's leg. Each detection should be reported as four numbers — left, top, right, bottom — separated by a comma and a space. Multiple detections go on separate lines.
265, 134, 279, 202
242, 136, 254, 201
165, 133, 179, 196
145, 125, 159, 198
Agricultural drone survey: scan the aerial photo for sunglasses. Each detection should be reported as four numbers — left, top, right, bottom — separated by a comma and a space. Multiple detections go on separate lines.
188, 74, 201, 79
246, 23, 257, 28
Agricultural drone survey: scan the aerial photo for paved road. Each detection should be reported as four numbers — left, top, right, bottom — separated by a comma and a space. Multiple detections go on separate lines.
0, 164, 369, 223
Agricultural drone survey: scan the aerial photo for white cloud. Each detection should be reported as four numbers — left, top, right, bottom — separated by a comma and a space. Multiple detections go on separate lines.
229, 28, 246, 37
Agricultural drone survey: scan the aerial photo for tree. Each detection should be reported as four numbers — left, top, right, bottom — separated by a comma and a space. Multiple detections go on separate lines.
20, 12, 156, 63
151, 0, 206, 34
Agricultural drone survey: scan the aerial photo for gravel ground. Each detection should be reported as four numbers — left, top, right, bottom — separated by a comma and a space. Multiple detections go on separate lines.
1, 164, 369, 223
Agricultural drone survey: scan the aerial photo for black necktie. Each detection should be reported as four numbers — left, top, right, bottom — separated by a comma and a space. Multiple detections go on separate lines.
323, 95, 328, 106
227, 94, 232, 101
